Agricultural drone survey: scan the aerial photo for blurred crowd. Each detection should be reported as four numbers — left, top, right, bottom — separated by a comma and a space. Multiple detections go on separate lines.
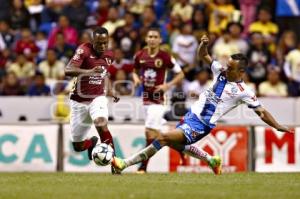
0, 0, 300, 100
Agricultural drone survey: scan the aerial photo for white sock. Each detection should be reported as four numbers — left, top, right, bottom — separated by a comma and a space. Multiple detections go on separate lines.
124, 143, 160, 167
183, 145, 212, 163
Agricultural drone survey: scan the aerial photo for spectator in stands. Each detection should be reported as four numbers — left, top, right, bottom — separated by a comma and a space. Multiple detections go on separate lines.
127, 0, 152, 16
249, 7, 278, 49
227, 22, 248, 54
62, 0, 89, 33
15, 28, 39, 61
0, 0, 10, 22
172, 23, 198, 68
0, 20, 14, 50
166, 14, 183, 46
38, 48, 65, 80
53, 31, 76, 63
109, 48, 133, 79
183, 68, 211, 99
79, 30, 92, 44
48, 15, 78, 48
102, 7, 125, 36
171, 0, 194, 22
208, 0, 235, 35
284, 41, 300, 96
191, 8, 207, 34
27, 72, 51, 96
138, 6, 159, 45
35, 31, 48, 62
10, 0, 31, 31
113, 12, 140, 59
95, 0, 110, 26
212, 30, 239, 66
276, 30, 296, 66
40, 1, 61, 25
0, 49, 10, 78
8, 54, 35, 80
258, 67, 287, 97
247, 32, 271, 84
239, 0, 261, 36
0, 71, 24, 95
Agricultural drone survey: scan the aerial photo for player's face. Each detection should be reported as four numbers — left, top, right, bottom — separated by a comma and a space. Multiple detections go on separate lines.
146, 31, 161, 49
92, 33, 109, 54
225, 58, 242, 81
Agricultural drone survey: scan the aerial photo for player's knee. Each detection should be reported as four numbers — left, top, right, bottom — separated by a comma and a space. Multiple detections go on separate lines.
157, 133, 171, 146
94, 117, 107, 127
72, 142, 85, 152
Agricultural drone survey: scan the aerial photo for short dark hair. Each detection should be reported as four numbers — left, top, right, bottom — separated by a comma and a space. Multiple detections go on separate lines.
147, 28, 161, 36
93, 27, 108, 36
231, 53, 248, 70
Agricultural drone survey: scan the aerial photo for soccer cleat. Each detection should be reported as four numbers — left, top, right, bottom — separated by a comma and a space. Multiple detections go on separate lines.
136, 170, 146, 174
111, 157, 126, 173
208, 155, 222, 175
111, 165, 121, 175
87, 136, 99, 160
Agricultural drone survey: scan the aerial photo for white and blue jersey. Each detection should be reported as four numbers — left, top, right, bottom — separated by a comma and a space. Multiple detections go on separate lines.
177, 61, 261, 144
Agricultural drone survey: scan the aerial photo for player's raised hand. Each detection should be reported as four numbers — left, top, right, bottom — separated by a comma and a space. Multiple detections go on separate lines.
200, 35, 209, 46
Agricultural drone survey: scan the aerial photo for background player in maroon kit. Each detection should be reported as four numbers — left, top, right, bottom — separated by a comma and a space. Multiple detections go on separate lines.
65, 27, 119, 170
132, 28, 185, 173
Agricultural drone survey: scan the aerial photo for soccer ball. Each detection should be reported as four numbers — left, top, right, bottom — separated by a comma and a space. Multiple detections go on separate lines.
92, 143, 114, 166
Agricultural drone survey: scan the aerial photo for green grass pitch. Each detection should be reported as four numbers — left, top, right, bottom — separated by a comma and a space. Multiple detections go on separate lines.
0, 173, 299, 199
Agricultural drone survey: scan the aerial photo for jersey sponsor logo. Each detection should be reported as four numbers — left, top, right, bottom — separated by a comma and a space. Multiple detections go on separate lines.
144, 68, 157, 87
154, 58, 163, 68
204, 89, 222, 106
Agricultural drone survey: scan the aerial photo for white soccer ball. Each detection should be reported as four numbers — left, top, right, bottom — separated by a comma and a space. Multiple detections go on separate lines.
92, 143, 114, 166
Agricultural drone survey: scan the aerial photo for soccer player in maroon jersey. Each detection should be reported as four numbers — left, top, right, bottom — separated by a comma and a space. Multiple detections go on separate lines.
65, 27, 119, 170
132, 28, 185, 173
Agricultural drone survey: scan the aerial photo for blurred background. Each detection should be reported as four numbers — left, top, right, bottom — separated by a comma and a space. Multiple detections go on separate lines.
0, 0, 299, 173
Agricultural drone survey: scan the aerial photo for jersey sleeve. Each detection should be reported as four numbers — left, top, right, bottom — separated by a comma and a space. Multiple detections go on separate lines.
69, 44, 87, 68
210, 60, 225, 76
241, 88, 261, 109
133, 51, 142, 69
170, 56, 182, 73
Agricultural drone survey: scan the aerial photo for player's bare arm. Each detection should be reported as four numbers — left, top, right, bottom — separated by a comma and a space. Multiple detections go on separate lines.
132, 68, 141, 87
254, 106, 294, 133
155, 70, 184, 92
65, 62, 105, 77
197, 35, 213, 65
105, 76, 120, 103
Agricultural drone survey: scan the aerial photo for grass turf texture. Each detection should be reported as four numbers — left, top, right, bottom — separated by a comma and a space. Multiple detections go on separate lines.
0, 173, 299, 199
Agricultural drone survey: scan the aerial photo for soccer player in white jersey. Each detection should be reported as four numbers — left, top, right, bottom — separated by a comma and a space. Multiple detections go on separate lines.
112, 35, 293, 175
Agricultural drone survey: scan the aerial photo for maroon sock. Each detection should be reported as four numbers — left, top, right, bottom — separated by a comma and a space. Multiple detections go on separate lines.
100, 130, 115, 150
138, 138, 154, 171
83, 139, 93, 150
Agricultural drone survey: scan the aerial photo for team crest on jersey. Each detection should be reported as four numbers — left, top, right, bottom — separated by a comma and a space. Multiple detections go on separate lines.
76, 48, 84, 54
105, 58, 112, 65
154, 58, 163, 68
231, 87, 238, 94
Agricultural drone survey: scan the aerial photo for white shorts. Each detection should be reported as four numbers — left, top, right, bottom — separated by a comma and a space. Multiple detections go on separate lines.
70, 96, 108, 142
144, 104, 166, 131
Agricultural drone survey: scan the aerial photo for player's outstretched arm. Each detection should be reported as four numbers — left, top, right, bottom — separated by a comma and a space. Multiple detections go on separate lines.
254, 107, 294, 133
105, 76, 120, 103
197, 35, 213, 65
132, 68, 141, 87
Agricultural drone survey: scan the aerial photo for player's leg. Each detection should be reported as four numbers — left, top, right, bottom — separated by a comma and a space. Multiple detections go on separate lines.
112, 128, 187, 171
89, 96, 115, 149
138, 104, 165, 172
70, 100, 98, 160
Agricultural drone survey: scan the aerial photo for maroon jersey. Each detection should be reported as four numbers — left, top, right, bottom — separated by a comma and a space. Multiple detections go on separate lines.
69, 43, 114, 102
134, 48, 175, 104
